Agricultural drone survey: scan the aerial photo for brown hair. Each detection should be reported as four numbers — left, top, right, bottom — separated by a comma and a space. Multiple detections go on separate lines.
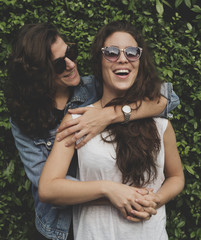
6, 23, 60, 138
91, 20, 161, 187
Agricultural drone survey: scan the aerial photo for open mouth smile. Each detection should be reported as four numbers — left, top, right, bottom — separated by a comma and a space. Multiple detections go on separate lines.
114, 69, 130, 76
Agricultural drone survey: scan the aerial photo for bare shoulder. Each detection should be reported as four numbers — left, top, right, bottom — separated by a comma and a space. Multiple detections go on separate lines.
164, 120, 176, 141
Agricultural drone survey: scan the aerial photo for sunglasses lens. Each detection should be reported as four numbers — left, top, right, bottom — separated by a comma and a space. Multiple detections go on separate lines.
54, 59, 66, 74
103, 47, 119, 62
53, 44, 78, 74
67, 44, 78, 62
125, 47, 141, 61
102, 46, 142, 62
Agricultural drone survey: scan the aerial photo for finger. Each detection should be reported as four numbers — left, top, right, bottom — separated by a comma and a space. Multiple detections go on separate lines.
68, 107, 88, 114
126, 215, 142, 222
124, 204, 134, 218
65, 130, 89, 147
57, 125, 81, 142
143, 207, 157, 215
119, 207, 128, 219
131, 201, 145, 212
130, 209, 151, 220
75, 134, 94, 149
135, 198, 157, 209
136, 188, 150, 196
57, 118, 79, 132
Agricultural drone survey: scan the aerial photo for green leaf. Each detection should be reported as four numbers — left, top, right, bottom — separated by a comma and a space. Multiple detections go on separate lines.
24, 180, 31, 191
156, 0, 164, 16
184, 165, 195, 175
122, 0, 128, 5
191, 5, 201, 13
177, 220, 185, 228
184, 0, 191, 8
161, 0, 172, 8
175, 0, 183, 8
187, 22, 192, 31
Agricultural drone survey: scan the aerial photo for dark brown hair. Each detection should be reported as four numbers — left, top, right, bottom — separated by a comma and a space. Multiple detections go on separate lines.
91, 20, 161, 187
6, 23, 60, 138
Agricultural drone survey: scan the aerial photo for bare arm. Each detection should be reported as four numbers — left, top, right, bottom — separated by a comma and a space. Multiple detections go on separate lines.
39, 113, 157, 221
136, 121, 185, 208
155, 121, 184, 207
56, 96, 167, 148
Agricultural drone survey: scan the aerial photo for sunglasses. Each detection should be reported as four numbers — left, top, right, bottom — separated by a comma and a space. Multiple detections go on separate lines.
53, 43, 78, 74
101, 46, 142, 62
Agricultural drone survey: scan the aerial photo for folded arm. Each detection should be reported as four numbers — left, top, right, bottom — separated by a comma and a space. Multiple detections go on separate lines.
39, 113, 157, 222
57, 83, 179, 148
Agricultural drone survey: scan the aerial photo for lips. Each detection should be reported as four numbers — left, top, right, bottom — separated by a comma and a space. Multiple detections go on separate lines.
63, 69, 76, 78
114, 69, 130, 76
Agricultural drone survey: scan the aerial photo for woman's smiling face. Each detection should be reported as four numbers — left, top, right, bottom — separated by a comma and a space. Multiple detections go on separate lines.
51, 36, 80, 88
101, 31, 140, 100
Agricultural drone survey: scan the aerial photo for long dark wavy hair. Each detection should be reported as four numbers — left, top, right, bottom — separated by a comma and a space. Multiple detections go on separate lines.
6, 23, 60, 138
91, 20, 162, 187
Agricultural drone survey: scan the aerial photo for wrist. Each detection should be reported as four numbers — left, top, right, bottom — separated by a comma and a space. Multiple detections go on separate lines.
103, 106, 117, 124
100, 180, 114, 198
155, 192, 162, 208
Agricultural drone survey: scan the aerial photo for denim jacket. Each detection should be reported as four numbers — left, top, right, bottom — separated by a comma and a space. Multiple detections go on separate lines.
10, 75, 179, 240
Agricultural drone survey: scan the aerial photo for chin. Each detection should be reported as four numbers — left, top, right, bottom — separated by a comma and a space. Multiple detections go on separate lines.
70, 77, 81, 86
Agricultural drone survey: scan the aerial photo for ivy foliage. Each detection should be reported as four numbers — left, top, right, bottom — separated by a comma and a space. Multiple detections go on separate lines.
0, 0, 200, 239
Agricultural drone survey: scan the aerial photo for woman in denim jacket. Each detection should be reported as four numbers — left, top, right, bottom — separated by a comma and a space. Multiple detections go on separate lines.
6, 23, 179, 240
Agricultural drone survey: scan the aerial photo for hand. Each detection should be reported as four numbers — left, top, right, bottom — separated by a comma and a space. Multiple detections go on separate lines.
136, 188, 160, 210
104, 182, 156, 222
56, 106, 110, 148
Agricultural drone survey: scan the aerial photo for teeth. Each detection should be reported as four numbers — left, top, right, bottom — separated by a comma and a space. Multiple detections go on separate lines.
114, 69, 129, 74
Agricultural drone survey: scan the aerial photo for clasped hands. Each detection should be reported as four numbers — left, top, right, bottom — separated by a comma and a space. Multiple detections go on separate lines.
105, 182, 160, 222
126, 188, 160, 222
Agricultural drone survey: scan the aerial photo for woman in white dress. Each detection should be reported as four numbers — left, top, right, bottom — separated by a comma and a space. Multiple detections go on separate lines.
39, 20, 184, 240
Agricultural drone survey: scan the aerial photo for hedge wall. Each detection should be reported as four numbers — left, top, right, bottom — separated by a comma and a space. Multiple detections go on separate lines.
0, 0, 201, 239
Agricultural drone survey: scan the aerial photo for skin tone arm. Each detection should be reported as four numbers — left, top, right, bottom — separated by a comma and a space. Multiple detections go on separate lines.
132, 120, 185, 215
155, 120, 185, 207
56, 96, 167, 148
39, 113, 158, 222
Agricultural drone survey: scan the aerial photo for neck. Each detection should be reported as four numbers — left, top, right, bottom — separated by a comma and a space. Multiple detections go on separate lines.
55, 86, 70, 110
101, 85, 125, 107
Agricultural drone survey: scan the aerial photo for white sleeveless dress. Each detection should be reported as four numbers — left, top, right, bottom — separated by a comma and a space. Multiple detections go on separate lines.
72, 114, 169, 240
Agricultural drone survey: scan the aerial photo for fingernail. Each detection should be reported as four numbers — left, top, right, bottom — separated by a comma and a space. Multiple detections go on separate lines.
65, 143, 69, 147
57, 137, 60, 141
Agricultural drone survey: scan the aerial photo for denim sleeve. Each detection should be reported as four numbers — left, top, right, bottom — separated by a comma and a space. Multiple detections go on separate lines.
159, 82, 180, 118
10, 119, 46, 187
10, 119, 77, 188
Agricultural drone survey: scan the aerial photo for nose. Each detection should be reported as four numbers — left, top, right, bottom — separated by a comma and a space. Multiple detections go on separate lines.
64, 57, 76, 70
117, 49, 128, 63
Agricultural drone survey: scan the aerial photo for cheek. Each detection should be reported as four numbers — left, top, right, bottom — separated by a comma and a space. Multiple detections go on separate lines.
101, 60, 111, 78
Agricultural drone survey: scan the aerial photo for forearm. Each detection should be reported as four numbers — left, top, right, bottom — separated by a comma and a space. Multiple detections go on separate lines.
155, 175, 184, 208
83, 197, 110, 206
105, 96, 167, 124
39, 178, 109, 205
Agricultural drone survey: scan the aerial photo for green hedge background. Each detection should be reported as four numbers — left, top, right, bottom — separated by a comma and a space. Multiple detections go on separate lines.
0, 0, 201, 239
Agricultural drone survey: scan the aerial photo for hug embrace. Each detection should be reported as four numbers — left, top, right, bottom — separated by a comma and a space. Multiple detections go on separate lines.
6, 20, 184, 240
